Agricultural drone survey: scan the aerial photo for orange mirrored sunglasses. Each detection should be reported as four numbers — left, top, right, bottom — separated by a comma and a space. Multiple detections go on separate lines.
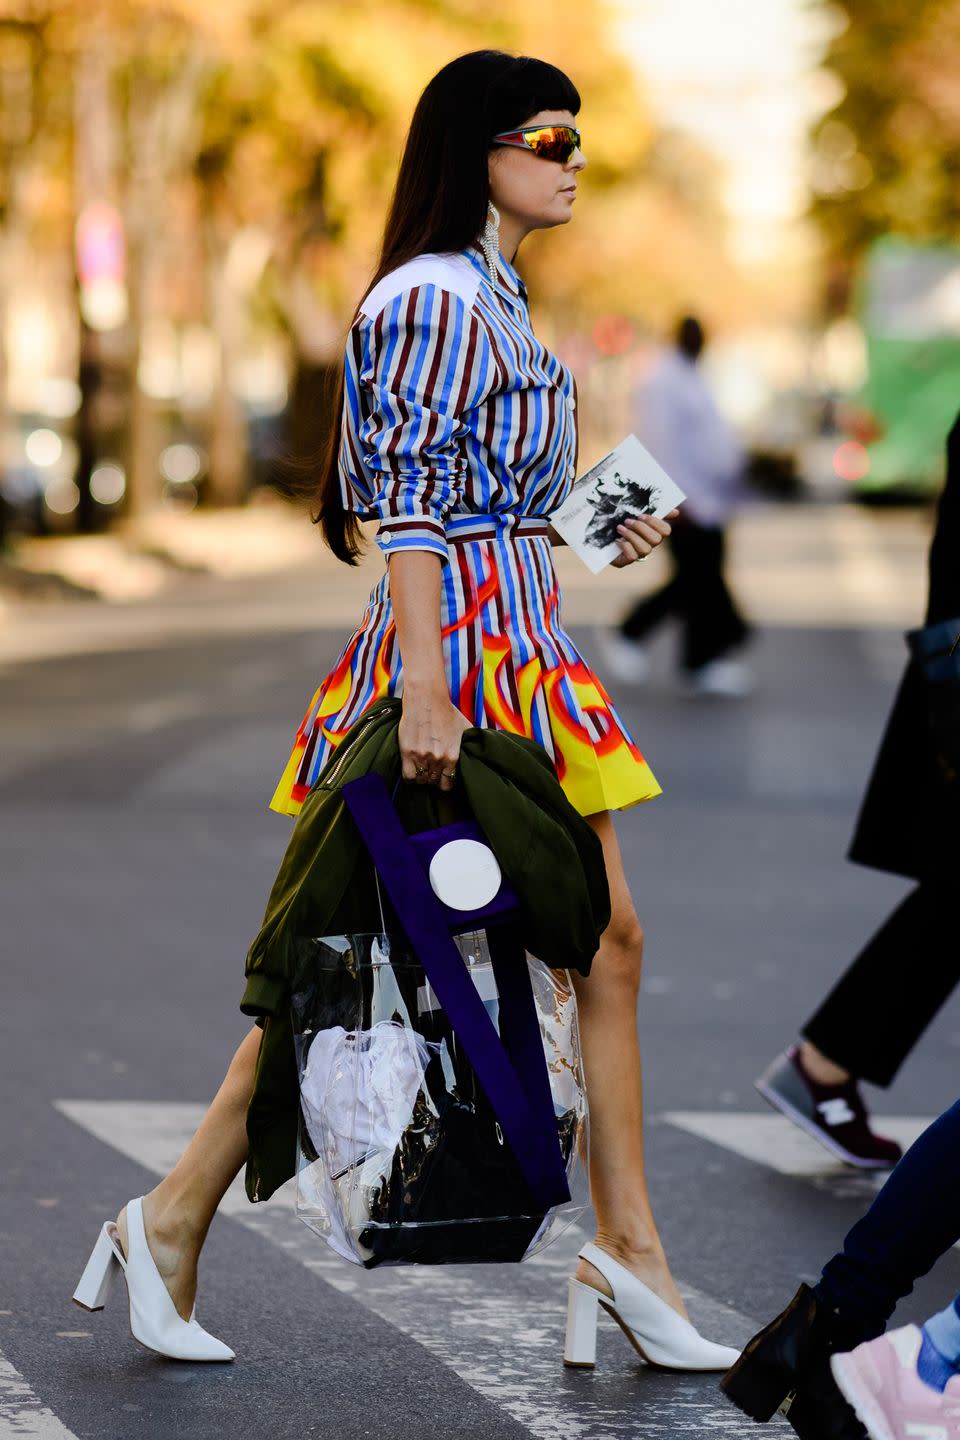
491, 125, 582, 164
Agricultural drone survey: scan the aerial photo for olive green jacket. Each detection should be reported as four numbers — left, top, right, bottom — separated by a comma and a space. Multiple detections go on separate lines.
241, 697, 610, 1203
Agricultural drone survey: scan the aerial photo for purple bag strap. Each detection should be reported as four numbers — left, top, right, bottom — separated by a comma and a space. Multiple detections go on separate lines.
487, 929, 562, 1133
341, 773, 571, 1211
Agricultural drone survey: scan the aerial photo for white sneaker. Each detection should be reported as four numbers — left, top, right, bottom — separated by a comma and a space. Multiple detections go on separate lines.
595, 629, 650, 685
684, 659, 754, 698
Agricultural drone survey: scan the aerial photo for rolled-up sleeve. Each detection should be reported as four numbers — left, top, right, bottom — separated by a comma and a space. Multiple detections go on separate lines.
359, 284, 488, 561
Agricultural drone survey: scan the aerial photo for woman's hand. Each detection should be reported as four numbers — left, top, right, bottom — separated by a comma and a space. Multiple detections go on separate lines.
399, 683, 471, 792
611, 508, 679, 568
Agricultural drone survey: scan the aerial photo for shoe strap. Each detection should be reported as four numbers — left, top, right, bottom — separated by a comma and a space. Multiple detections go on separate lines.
104, 1221, 127, 1268
578, 1242, 697, 1329
578, 1241, 639, 1299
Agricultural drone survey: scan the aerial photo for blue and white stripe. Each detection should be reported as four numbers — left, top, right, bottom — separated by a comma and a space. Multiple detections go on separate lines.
271, 244, 661, 818
340, 245, 579, 560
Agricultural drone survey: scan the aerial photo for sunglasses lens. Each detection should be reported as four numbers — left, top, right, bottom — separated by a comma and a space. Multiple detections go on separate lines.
528, 127, 578, 163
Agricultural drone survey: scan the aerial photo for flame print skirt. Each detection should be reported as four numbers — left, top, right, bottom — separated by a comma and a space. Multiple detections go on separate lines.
270, 532, 661, 819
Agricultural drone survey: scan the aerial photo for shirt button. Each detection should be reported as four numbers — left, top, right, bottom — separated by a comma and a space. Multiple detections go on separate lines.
381, 532, 392, 546
566, 395, 576, 411
567, 463, 576, 479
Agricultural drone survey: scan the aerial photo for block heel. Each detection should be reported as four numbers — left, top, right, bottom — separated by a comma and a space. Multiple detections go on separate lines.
564, 1279, 599, 1368
720, 1347, 794, 1421
72, 1224, 122, 1312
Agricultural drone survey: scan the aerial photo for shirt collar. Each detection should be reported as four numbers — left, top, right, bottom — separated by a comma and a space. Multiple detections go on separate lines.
464, 243, 528, 307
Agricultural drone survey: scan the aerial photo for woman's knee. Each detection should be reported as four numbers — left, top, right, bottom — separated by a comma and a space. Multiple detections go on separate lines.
585, 810, 645, 993
599, 910, 645, 992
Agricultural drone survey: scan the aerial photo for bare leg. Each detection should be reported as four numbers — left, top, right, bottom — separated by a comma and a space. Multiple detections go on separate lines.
799, 1039, 851, 1086
573, 811, 688, 1318
116, 1026, 260, 1319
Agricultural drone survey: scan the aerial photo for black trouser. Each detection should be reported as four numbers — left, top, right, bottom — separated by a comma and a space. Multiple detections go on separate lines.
803, 881, 957, 1088
619, 520, 749, 672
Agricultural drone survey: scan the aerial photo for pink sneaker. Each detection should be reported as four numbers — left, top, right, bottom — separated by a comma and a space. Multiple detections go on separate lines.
831, 1326, 960, 1440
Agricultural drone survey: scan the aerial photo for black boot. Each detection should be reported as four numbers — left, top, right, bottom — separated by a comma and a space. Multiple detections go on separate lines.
787, 1351, 868, 1440
720, 1284, 867, 1440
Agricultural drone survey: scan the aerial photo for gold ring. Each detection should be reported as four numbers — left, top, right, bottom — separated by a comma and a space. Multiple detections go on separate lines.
441, 769, 457, 779
415, 766, 427, 776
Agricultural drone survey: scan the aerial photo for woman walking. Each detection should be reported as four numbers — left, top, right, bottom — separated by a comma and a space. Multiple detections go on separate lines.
756, 409, 960, 1169
73, 49, 737, 1373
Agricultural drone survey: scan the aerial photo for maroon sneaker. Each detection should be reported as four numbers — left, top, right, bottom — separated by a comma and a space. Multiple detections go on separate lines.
755, 1047, 903, 1170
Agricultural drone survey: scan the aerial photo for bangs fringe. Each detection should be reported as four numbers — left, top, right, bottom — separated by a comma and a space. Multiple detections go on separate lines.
489, 55, 581, 130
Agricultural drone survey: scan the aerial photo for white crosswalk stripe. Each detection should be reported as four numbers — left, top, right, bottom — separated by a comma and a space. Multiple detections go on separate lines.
54, 1100, 759, 1440
0, 1349, 79, 1440
664, 1111, 933, 1180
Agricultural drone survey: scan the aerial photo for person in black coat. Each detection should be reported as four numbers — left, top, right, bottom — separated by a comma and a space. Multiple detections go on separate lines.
756, 410, 960, 1169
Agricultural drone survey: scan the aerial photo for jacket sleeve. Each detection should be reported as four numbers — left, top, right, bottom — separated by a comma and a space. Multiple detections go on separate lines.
359, 283, 490, 561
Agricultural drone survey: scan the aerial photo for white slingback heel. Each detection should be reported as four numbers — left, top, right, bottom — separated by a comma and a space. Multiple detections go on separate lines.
564, 1242, 740, 1371
72, 1196, 234, 1362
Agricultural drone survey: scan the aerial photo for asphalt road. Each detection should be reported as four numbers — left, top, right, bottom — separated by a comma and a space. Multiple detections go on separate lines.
2, 538, 958, 1440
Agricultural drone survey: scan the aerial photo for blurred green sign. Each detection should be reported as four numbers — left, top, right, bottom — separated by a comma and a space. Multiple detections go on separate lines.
858, 238, 960, 496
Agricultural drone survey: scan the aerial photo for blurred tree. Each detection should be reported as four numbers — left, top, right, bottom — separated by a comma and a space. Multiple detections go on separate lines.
0, 0, 734, 519
0, 13, 41, 542
193, 0, 736, 474
812, 0, 960, 267
0, 0, 217, 519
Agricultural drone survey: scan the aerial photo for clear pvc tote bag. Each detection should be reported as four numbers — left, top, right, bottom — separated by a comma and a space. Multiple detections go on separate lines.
291, 773, 589, 1267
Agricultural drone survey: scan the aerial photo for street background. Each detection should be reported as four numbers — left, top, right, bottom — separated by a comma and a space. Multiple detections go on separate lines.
4, 501, 960, 1440
3, 0, 960, 1435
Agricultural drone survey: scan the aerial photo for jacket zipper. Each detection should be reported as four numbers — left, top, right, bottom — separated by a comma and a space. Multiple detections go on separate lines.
322, 708, 389, 790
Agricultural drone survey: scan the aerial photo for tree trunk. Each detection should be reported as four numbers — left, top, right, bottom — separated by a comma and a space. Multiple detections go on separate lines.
123, 237, 161, 520
74, 318, 102, 533
123, 31, 210, 518
205, 241, 248, 507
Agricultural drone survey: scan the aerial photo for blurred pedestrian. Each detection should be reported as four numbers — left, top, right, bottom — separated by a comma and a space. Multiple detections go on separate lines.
722, 1099, 960, 1440
600, 315, 753, 697
757, 409, 960, 1170
72, 49, 737, 1375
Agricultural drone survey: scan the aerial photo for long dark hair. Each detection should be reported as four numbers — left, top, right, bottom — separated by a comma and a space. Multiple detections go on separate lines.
317, 50, 581, 563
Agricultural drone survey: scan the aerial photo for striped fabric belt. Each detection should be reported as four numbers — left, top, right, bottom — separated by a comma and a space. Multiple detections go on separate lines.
445, 513, 552, 545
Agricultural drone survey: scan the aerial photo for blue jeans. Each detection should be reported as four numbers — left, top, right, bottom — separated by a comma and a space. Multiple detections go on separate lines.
816, 1100, 960, 1336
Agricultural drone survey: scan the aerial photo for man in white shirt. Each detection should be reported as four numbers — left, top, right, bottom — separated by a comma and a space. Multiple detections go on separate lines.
603, 316, 753, 696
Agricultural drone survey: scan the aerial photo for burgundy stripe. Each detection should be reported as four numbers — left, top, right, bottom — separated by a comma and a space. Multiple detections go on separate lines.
511, 532, 541, 666
480, 389, 501, 505
422, 288, 449, 401
382, 290, 421, 468
381, 518, 446, 542
488, 545, 523, 722
418, 289, 451, 515
512, 388, 529, 474
344, 608, 385, 719
543, 385, 558, 468
454, 544, 479, 717
454, 311, 480, 413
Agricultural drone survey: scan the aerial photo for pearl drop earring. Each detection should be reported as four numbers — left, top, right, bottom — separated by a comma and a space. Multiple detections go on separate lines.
481, 202, 500, 283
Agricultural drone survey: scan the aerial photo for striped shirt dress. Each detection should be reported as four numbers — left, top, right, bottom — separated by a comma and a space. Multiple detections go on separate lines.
271, 244, 661, 819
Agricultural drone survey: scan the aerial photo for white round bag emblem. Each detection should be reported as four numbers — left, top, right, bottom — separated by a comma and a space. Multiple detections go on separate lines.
428, 839, 502, 911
